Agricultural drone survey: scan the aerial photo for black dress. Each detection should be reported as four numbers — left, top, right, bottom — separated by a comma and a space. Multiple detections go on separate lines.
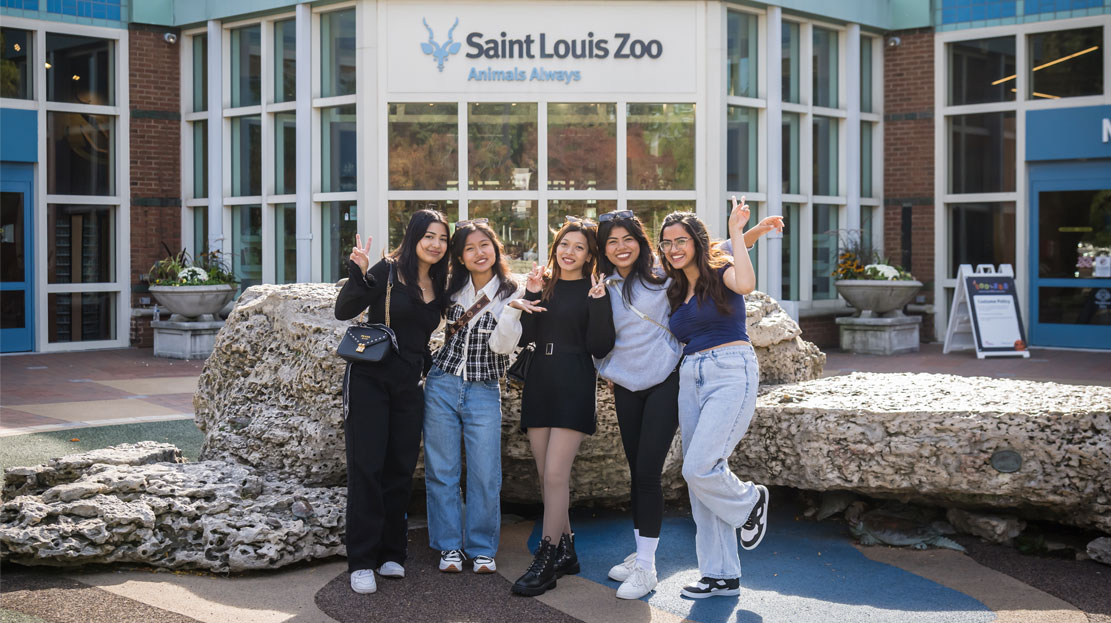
519, 278, 615, 434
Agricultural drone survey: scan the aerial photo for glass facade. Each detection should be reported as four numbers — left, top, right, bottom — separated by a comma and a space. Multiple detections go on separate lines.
948, 112, 1015, 194
782, 112, 800, 194
860, 35, 873, 113
232, 204, 262, 290
627, 103, 695, 191
388, 102, 458, 190
47, 112, 114, 196
46, 33, 113, 105
230, 115, 261, 197
274, 203, 296, 284
948, 202, 1015, 276
274, 19, 296, 103
47, 204, 114, 284
782, 21, 800, 104
230, 25, 261, 108
321, 201, 356, 283
727, 11, 758, 98
1028, 27, 1103, 99
320, 9, 355, 98
192, 34, 206, 112
812, 204, 839, 299
1, 27, 32, 99
812, 27, 838, 108
193, 120, 207, 198
548, 103, 616, 191
322, 105, 357, 193
727, 106, 758, 193
468, 102, 538, 191
274, 112, 295, 195
948, 36, 1015, 105
813, 116, 838, 196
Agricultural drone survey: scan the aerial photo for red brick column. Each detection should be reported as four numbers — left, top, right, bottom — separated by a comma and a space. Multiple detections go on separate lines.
129, 24, 182, 347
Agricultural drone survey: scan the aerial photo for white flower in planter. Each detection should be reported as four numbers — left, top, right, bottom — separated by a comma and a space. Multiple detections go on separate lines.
865, 264, 901, 280
178, 266, 210, 283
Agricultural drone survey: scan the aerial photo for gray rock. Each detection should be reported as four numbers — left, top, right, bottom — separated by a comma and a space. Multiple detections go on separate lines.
1088, 537, 1111, 565
945, 508, 1026, 544
3, 442, 183, 500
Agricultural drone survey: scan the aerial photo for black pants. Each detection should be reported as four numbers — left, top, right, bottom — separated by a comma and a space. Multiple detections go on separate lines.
613, 368, 679, 539
343, 358, 424, 572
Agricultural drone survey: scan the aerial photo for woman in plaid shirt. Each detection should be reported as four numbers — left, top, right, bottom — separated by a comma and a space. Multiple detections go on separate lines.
423, 219, 525, 576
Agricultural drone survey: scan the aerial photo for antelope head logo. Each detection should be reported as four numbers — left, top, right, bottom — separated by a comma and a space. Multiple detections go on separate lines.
421, 18, 461, 72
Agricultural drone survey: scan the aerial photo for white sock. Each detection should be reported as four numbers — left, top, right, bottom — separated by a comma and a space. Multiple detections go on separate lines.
633, 528, 639, 547
635, 535, 658, 571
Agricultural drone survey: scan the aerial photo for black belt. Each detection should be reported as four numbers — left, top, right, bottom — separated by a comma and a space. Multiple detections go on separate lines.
540, 342, 588, 356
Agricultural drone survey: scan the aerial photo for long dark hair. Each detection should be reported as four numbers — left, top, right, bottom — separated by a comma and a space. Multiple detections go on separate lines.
387, 209, 450, 306
542, 220, 599, 302
597, 214, 666, 305
445, 221, 518, 301
658, 212, 734, 315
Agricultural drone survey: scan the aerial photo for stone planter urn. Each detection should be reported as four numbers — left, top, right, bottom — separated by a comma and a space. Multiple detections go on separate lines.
149, 285, 237, 360
834, 279, 922, 318
834, 279, 924, 355
149, 284, 236, 321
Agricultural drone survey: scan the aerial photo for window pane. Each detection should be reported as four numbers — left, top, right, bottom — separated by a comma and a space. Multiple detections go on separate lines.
193, 120, 208, 198
322, 201, 356, 284
861, 205, 874, 251
48, 292, 115, 342
47, 204, 114, 284
274, 112, 296, 195
812, 27, 838, 108
321, 9, 356, 98
46, 33, 114, 105
388, 102, 458, 191
948, 36, 1015, 105
232, 204, 262, 290
548, 200, 617, 235
628, 200, 696, 245
861, 122, 873, 198
193, 206, 208, 255
948, 202, 1015, 277
782, 112, 800, 194
192, 34, 207, 112
469, 200, 537, 273
949, 112, 1015, 194
274, 20, 296, 103
387, 200, 459, 252
548, 103, 616, 191
727, 11, 758, 98
231, 115, 262, 197
860, 36, 873, 112
469, 102, 538, 191
47, 112, 115, 196
812, 204, 839, 300
1, 192, 25, 282
627, 103, 695, 191
727, 106, 758, 193
1039, 288, 1111, 326
1029, 27, 1103, 100
274, 203, 297, 284
230, 25, 261, 108
1037, 190, 1109, 279
782, 22, 800, 104
1, 28, 32, 99
782, 203, 800, 300
813, 116, 838, 196
322, 105, 357, 193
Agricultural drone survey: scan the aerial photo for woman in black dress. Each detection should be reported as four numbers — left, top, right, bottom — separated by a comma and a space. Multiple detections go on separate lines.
334, 209, 449, 595
509, 217, 615, 596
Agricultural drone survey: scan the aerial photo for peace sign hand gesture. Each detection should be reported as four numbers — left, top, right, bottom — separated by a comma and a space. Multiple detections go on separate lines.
587, 273, 607, 299
524, 262, 547, 293
728, 195, 751, 235
350, 234, 373, 274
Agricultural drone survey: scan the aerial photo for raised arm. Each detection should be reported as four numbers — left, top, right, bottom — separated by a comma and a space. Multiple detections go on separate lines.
724, 196, 756, 295
335, 259, 390, 320
585, 274, 615, 358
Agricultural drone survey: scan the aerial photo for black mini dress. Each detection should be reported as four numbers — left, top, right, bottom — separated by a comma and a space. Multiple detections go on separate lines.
519, 278, 615, 435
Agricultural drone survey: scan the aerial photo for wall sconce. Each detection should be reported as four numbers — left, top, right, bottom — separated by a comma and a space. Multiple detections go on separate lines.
887, 36, 902, 48
164, 32, 178, 45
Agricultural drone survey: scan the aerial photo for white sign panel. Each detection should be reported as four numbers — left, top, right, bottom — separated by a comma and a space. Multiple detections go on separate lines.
970, 295, 1023, 349
386, 2, 698, 94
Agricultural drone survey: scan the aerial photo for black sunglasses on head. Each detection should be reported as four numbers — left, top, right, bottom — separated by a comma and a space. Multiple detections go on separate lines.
564, 215, 597, 228
598, 210, 634, 223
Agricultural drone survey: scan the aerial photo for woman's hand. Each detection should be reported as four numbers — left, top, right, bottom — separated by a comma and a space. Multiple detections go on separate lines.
509, 298, 547, 314
728, 195, 750, 236
756, 215, 785, 235
524, 262, 546, 293
587, 273, 607, 299
349, 234, 372, 275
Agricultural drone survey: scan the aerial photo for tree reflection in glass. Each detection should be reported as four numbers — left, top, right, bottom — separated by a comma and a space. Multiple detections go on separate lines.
388, 103, 458, 190
547, 103, 616, 190
468, 103, 537, 191
627, 104, 695, 191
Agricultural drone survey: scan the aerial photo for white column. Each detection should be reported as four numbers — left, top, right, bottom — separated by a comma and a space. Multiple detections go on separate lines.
701, 1, 725, 232
207, 19, 224, 255
765, 6, 783, 300
845, 23, 861, 244
295, 3, 313, 282
357, 0, 379, 259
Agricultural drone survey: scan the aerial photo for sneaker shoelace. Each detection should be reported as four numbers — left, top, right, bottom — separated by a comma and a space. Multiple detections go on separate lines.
442, 549, 463, 563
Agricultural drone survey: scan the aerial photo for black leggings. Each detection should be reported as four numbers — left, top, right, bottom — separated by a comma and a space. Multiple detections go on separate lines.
613, 368, 679, 539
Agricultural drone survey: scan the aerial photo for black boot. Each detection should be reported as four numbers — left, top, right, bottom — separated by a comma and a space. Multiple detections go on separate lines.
553, 532, 580, 578
511, 537, 557, 596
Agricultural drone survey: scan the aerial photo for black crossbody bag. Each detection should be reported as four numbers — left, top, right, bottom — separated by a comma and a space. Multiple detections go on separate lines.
336, 265, 399, 363
505, 343, 535, 388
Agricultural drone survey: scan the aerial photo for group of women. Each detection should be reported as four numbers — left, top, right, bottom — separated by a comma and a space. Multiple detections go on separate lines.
334, 198, 784, 600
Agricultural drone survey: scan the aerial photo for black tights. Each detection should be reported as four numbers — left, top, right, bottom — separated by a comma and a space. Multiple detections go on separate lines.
613, 368, 679, 539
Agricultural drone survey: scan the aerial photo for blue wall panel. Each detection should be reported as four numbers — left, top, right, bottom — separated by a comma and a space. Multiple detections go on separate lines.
0, 109, 38, 163
1026, 105, 1111, 162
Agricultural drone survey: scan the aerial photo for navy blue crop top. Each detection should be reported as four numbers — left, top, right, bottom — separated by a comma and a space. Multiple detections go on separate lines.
668, 269, 750, 355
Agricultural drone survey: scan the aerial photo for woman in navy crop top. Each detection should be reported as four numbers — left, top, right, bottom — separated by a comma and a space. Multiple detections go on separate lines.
658, 197, 778, 599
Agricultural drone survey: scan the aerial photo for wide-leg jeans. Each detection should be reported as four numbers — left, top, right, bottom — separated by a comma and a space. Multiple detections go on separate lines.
423, 365, 503, 558
678, 344, 760, 579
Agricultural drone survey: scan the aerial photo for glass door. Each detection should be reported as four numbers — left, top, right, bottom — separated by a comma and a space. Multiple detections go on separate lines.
1029, 161, 1111, 349
1, 163, 34, 352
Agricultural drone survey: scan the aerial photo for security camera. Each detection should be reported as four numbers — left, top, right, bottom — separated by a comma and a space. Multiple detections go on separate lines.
886, 36, 901, 48
164, 32, 178, 45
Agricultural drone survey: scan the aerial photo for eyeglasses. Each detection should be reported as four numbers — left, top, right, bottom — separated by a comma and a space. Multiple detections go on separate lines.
598, 210, 634, 223
454, 218, 489, 228
658, 237, 691, 252
564, 215, 597, 228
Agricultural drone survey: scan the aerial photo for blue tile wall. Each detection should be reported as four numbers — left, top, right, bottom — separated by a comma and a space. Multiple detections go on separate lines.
43, 0, 120, 20
1026, 0, 1103, 13
2, 0, 41, 9
941, 0, 1018, 24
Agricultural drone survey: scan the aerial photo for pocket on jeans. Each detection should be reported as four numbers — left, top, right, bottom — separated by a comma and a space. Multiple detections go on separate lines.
711, 353, 747, 370
427, 365, 447, 379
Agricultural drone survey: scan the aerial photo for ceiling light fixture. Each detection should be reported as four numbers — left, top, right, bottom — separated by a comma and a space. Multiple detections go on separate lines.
44, 61, 52, 69
13, 43, 21, 52
72, 74, 80, 81
991, 45, 1100, 85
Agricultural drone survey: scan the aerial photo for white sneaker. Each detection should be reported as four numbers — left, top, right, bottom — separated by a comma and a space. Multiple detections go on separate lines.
616, 565, 658, 600
472, 555, 497, 574
350, 569, 376, 594
439, 549, 465, 572
607, 552, 638, 582
377, 561, 405, 578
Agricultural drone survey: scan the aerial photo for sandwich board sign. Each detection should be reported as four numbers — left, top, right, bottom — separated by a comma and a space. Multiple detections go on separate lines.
943, 264, 1030, 359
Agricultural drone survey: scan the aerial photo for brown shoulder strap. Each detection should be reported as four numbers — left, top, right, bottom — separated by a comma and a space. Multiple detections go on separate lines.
443, 293, 492, 342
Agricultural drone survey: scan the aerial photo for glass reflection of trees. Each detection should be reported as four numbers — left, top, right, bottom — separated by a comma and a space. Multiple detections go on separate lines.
548, 103, 616, 190
468, 103, 538, 191
388, 103, 458, 190
548, 200, 616, 235
627, 104, 695, 191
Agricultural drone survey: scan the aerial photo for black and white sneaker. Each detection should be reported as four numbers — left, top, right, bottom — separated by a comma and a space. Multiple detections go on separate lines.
681, 576, 740, 599
739, 484, 769, 551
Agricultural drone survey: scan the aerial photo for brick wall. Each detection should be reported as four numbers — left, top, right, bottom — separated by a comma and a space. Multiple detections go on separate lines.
799, 315, 842, 350
128, 24, 182, 347
883, 28, 936, 308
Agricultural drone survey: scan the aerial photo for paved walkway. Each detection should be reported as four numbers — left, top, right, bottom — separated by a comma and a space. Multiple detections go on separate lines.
2, 345, 1109, 623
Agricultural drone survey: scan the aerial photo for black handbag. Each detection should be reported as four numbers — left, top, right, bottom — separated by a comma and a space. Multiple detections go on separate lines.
336, 266, 398, 364
505, 343, 535, 388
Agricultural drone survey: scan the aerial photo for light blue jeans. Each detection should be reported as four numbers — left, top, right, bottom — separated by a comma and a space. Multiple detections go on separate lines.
423, 365, 503, 558
678, 345, 760, 579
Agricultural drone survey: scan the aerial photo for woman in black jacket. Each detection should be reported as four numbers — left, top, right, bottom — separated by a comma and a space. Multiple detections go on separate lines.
334, 209, 450, 594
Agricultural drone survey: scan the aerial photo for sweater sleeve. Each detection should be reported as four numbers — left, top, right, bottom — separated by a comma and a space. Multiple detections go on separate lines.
517, 288, 543, 347
334, 259, 389, 320
488, 284, 526, 355
585, 291, 616, 359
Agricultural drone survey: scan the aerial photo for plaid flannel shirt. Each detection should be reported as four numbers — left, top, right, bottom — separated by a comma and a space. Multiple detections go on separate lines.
431, 277, 524, 381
